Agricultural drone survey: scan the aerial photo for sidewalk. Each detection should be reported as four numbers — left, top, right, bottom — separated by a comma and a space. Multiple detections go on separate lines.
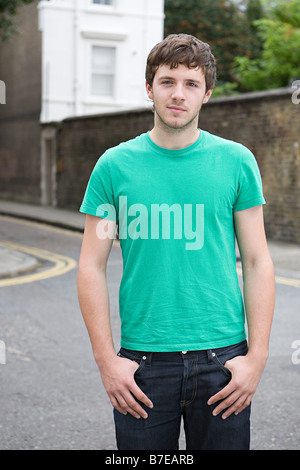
0, 243, 39, 278
0, 200, 85, 232
0, 199, 300, 279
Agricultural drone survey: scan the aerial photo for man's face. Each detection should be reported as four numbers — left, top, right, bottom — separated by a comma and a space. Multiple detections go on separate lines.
146, 64, 212, 132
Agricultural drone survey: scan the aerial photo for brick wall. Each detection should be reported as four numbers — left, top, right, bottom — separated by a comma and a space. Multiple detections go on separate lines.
0, 2, 41, 203
54, 109, 154, 210
200, 88, 300, 243
52, 88, 300, 244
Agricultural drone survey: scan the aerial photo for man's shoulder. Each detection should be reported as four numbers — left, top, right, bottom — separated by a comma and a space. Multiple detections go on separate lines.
203, 130, 250, 154
92, 133, 148, 173
105, 133, 148, 158
202, 130, 255, 166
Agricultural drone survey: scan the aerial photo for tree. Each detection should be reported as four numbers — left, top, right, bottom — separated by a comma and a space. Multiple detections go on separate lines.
164, 0, 261, 85
234, 0, 300, 91
246, 0, 264, 58
0, 0, 37, 41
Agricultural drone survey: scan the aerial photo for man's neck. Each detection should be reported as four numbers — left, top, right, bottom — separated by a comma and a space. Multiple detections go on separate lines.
149, 122, 200, 150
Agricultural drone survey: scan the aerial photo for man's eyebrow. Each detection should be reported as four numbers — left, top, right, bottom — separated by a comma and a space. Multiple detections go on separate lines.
185, 79, 202, 84
158, 76, 202, 84
158, 76, 174, 81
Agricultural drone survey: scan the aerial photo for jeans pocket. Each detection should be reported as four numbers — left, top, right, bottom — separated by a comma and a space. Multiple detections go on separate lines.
210, 350, 231, 378
134, 359, 146, 376
117, 349, 146, 376
209, 341, 248, 378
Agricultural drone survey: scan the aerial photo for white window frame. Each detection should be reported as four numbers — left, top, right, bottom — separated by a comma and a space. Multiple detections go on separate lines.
92, 0, 114, 6
90, 45, 116, 99
84, 40, 119, 105
85, 0, 118, 15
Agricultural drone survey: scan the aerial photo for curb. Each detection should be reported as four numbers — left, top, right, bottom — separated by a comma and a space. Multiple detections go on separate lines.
0, 244, 39, 279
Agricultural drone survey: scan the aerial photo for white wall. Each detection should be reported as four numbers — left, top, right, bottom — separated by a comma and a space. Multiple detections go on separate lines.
38, 0, 164, 122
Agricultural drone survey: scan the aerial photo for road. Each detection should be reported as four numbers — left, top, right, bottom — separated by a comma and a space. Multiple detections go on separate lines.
0, 215, 299, 450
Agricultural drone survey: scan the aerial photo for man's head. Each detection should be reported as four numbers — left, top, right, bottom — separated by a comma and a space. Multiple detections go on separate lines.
146, 34, 217, 93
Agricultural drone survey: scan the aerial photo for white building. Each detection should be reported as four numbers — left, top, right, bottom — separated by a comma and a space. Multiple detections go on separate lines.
38, 0, 165, 122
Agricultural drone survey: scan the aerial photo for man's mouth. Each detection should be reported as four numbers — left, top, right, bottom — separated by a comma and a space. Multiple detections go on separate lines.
167, 106, 186, 113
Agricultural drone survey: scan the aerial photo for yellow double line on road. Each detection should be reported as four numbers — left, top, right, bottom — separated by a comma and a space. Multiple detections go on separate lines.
236, 267, 300, 288
0, 240, 77, 287
1, 215, 299, 289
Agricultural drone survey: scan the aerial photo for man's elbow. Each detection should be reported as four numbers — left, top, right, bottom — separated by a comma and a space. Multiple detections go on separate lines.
242, 252, 274, 277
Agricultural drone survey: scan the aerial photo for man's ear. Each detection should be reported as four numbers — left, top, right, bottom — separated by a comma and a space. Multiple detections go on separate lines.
203, 88, 213, 104
145, 81, 153, 100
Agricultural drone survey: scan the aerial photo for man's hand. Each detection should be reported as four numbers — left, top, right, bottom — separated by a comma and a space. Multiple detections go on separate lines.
207, 353, 267, 420
100, 355, 153, 420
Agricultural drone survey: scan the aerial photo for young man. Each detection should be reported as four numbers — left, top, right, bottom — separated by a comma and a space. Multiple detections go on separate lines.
77, 34, 275, 450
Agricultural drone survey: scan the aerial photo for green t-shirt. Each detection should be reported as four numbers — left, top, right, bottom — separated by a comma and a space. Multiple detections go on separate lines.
80, 130, 265, 351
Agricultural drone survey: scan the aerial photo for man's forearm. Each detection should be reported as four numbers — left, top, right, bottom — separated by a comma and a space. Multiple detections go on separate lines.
77, 263, 153, 419
77, 264, 116, 368
242, 255, 275, 361
207, 256, 275, 418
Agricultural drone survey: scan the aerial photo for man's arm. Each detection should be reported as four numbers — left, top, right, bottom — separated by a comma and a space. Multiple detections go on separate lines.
77, 214, 153, 419
208, 205, 275, 419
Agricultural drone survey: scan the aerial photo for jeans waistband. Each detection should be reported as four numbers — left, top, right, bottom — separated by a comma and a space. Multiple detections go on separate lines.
119, 340, 247, 366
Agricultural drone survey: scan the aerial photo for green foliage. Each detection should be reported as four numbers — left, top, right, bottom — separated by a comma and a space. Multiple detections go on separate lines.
0, 0, 37, 41
246, 0, 264, 25
0, 0, 33, 15
212, 82, 239, 98
164, 0, 258, 85
246, 0, 265, 58
165, 0, 300, 94
234, 0, 300, 90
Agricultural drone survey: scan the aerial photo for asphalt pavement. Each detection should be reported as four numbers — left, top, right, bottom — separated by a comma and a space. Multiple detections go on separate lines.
0, 199, 299, 450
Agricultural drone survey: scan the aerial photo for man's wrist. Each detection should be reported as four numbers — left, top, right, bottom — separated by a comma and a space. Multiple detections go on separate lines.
94, 347, 116, 371
246, 346, 269, 366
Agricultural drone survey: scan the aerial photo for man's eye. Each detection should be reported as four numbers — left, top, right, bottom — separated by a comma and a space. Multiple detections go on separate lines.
161, 80, 173, 85
187, 82, 198, 87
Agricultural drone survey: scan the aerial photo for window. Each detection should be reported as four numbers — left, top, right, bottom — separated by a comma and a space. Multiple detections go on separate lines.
92, 0, 112, 5
91, 46, 116, 97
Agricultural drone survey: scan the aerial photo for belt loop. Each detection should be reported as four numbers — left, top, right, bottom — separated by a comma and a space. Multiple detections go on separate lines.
148, 352, 153, 366
206, 349, 212, 363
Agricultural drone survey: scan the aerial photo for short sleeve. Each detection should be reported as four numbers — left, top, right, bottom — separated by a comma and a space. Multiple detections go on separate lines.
79, 152, 116, 221
233, 149, 266, 212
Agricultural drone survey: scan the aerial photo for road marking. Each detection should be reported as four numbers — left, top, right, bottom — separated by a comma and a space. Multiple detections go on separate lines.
1, 217, 298, 288
274, 275, 300, 288
0, 214, 83, 238
236, 267, 300, 288
7, 347, 31, 362
0, 215, 120, 247
0, 240, 77, 287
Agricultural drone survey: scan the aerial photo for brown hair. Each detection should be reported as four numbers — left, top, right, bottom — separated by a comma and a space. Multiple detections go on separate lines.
146, 34, 217, 91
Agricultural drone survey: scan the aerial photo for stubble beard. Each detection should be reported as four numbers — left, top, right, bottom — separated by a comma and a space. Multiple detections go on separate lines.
154, 104, 201, 135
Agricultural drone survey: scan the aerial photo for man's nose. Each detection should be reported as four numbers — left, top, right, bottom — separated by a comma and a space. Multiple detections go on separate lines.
171, 83, 185, 100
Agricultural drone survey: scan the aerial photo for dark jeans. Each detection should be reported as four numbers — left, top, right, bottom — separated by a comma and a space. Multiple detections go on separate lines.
114, 340, 251, 450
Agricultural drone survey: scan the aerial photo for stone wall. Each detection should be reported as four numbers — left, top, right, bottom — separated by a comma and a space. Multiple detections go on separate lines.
51, 88, 299, 243
0, 2, 41, 203
200, 88, 300, 243
1, 77, 299, 243
53, 109, 154, 210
